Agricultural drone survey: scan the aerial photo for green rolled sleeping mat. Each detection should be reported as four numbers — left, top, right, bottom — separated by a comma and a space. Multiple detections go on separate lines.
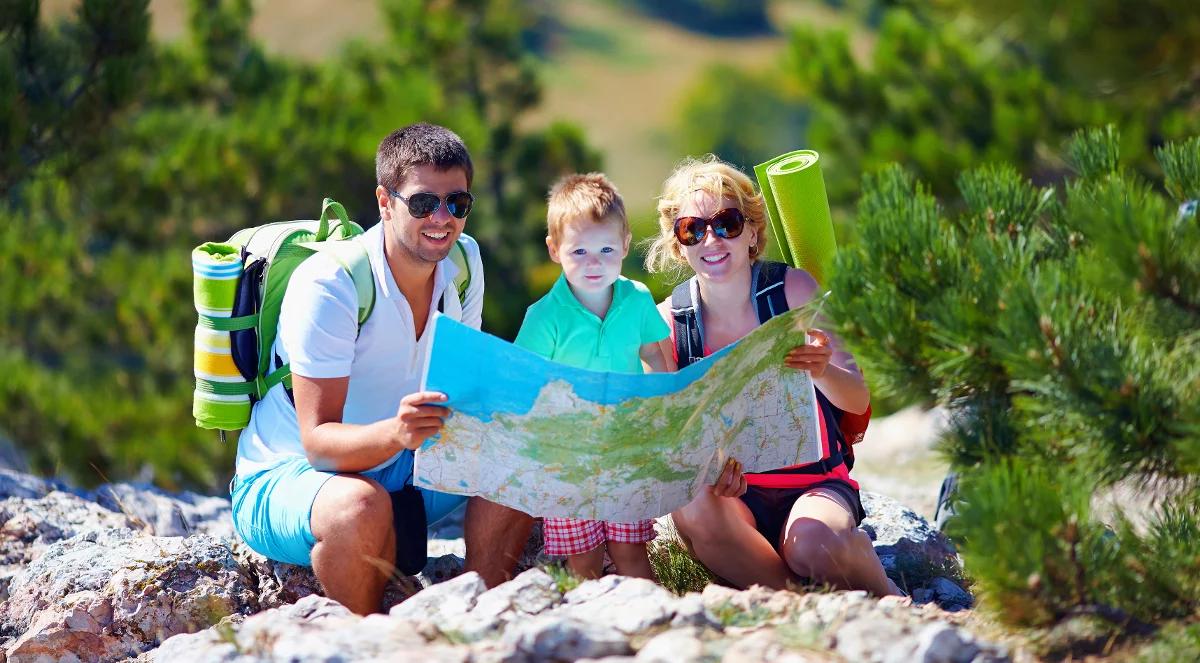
754, 150, 837, 284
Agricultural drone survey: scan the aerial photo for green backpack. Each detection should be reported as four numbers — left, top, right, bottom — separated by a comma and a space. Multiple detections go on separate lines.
191, 198, 472, 435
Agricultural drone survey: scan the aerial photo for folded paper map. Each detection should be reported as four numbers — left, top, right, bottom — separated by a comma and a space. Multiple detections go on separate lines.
415, 305, 825, 521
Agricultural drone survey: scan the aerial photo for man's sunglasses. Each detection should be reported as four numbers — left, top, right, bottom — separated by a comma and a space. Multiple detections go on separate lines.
673, 207, 746, 246
388, 189, 475, 219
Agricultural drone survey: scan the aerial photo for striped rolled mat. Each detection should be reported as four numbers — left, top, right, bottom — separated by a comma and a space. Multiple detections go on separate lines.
192, 242, 253, 430
754, 150, 837, 285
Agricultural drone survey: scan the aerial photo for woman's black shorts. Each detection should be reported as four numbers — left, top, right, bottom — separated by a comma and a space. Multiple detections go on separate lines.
738, 480, 867, 549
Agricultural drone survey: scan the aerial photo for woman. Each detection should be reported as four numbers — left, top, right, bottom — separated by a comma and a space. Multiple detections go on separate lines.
646, 155, 901, 596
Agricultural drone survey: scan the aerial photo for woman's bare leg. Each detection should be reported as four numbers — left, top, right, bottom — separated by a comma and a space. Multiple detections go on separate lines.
779, 486, 899, 596
671, 491, 795, 589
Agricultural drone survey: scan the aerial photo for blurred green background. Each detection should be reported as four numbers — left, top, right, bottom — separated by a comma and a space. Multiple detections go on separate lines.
2, 0, 1197, 491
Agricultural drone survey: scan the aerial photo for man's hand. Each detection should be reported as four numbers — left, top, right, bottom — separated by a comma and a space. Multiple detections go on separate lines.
393, 391, 450, 450
710, 457, 748, 498
784, 328, 833, 378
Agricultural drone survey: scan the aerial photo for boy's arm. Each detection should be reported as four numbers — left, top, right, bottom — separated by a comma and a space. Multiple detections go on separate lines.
637, 287, 674, 373
639, 340, 675, 373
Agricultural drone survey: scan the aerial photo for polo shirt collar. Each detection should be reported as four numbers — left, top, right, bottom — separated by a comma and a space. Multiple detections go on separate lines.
548, 273, 632, 317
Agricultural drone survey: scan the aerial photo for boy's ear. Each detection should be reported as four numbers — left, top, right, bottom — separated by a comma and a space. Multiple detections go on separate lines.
546, 236, 562, 264
621, 233, 632, 257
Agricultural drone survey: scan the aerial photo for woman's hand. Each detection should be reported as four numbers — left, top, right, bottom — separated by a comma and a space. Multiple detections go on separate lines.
785, 329, 833, 377
711, 457, 748, 498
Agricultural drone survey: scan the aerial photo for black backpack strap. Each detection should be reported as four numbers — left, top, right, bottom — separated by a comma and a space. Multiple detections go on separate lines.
752, 260, 790, 324
670, 278, 705, 367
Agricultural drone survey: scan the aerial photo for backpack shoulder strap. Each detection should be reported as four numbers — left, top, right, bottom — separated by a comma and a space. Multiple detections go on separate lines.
439, 237, 472, 315
670, 277, 705, 367
752, 260, 790, 324
307, 239, 376, 326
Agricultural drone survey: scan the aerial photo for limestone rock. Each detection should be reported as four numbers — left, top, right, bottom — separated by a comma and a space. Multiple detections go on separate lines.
227, 539, 323, 611
0, 491, 145, 602
146, 595, 468, 663
450, 568, 563, 641
500, 615, 631, 662
557, 576, 679, 634
390, 571, 488, 623
1, 528, 256, 663
636, 627, 707, 662
861, 491, 962, 596
90, 482, 234, 540
0, 469, 70, 500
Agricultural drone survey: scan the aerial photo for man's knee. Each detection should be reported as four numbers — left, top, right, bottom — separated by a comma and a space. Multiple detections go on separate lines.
313, 476, 392, 541
781, 519, 857, 577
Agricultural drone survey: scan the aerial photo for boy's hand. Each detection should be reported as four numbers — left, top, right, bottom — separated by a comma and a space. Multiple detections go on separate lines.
393, 391, 450, 450
784, 329, 833, 378
710, 458, 748, 498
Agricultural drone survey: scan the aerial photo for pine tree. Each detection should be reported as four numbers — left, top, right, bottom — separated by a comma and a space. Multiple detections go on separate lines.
828, 127, 1199, 638
0, 0, 600, 489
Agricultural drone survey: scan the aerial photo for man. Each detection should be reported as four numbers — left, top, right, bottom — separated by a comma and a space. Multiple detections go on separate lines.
230, 123, 519, 613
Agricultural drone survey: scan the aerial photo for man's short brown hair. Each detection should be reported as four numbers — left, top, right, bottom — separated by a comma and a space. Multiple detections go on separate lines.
546, 173, 629, 246
376, 123, 474, 192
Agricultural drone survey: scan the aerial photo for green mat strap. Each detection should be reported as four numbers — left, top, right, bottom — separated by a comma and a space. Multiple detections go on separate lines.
197, 313, 257, 331
196, 378, 257, 396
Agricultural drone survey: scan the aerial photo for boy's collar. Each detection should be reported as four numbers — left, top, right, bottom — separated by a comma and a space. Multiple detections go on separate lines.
549, 273, 630, 312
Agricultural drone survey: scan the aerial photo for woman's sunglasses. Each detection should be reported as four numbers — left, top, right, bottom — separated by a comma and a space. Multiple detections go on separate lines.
388, 189, 475, 219
673, 207, 746, 246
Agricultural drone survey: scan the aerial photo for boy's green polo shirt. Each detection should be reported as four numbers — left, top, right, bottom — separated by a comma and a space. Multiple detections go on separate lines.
515, 275, 670, 373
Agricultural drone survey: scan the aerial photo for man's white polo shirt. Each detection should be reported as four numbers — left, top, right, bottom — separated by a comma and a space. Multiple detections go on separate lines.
235, 222, 484, 478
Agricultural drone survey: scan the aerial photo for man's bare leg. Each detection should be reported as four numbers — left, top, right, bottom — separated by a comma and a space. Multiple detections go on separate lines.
310, 475, 396, 614
464, 497, 534, 587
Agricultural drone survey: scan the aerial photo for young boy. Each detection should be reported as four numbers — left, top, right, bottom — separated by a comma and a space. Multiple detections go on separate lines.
514, 173, 673, 580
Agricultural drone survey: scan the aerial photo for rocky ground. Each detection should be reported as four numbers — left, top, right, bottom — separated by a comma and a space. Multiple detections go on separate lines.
0, 409, 1019, 662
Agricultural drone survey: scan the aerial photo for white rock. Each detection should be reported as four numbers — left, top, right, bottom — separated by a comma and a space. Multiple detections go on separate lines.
835, 616, 916, 663
636, 627, 706, 662
90, 483, 234, 539
2, 529, 256, 663
446, 567, 562, 640
912, 623, 979, 663
558, 576, 678, 634
501, 615, 630, 662
390, 571, 487, 623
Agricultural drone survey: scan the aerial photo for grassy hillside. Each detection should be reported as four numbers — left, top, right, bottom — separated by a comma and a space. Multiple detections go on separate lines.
41, 1, 869, 222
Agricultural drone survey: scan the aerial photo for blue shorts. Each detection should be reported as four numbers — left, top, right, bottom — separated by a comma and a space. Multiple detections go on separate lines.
230, 453, 466, 567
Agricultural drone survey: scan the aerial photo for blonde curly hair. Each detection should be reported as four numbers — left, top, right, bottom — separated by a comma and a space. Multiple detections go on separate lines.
644, 155, 769, 275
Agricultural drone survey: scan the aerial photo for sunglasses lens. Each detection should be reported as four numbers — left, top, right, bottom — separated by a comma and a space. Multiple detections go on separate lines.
445, 191, 474, 219
407, 192, 441, 218
711, 208, 745, 239
674, 217, 705, 246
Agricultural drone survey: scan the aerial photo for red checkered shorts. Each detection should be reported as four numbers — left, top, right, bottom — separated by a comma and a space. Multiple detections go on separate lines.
542, 517, 656, 556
